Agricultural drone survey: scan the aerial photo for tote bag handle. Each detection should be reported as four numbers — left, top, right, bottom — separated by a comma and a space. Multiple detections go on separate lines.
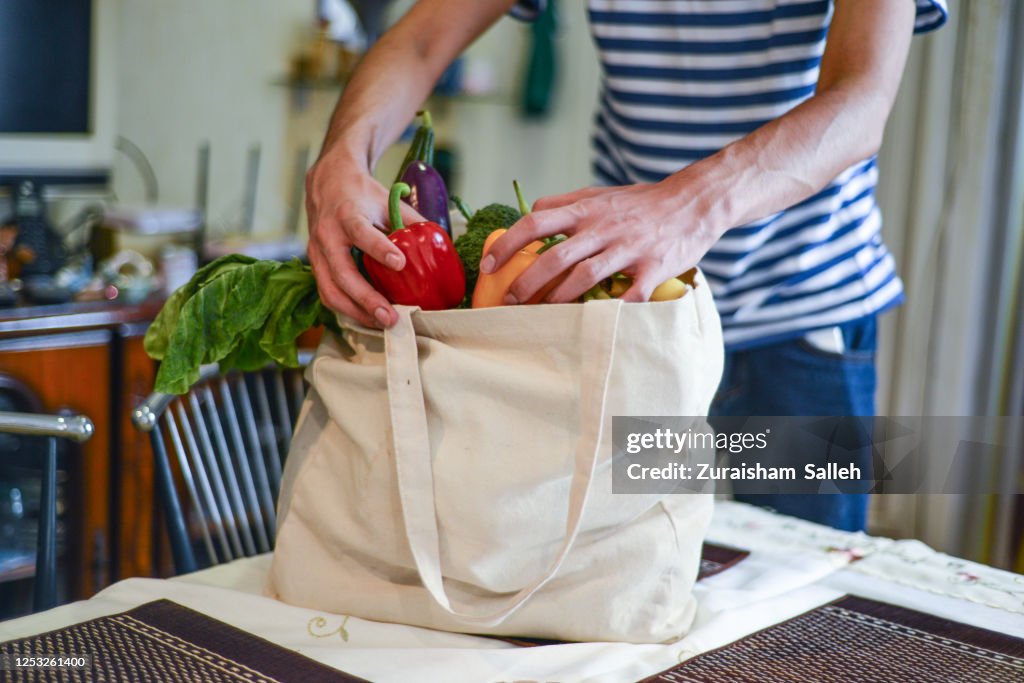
385, 301, 622, 626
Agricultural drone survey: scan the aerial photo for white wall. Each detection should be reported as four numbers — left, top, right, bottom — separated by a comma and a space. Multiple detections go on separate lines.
444, 2, 600, 206
113, 0, 312, 238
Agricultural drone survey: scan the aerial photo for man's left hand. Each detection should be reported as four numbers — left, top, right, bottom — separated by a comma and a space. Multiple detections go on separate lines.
479, 176, 722, 304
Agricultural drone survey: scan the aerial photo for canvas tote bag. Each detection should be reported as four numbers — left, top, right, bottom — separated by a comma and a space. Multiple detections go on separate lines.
268, 270, 723, 643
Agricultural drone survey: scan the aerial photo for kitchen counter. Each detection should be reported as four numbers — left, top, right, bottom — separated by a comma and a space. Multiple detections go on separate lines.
0, 295, 164, 338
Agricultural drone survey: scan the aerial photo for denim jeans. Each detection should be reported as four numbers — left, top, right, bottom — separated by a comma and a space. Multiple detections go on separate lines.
709, 317, 878, 532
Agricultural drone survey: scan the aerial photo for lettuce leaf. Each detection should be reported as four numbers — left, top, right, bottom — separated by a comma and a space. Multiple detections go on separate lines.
145, 254, 259, 361
146, 255, 328, 395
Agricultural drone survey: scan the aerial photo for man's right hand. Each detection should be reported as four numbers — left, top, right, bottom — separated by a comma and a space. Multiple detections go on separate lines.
302, 0, 515, 327
305, 152, 424, 329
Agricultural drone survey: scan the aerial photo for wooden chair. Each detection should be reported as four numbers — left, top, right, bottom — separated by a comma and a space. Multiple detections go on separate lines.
0, 411, 93, 611
132, 353, 312, 575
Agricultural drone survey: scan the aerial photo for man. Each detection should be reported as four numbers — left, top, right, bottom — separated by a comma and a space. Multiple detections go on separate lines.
304, 0, 947, 531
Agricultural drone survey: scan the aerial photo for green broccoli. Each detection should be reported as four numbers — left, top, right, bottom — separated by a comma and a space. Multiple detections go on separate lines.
454, 203, 522, 297
467, 203, 522, 234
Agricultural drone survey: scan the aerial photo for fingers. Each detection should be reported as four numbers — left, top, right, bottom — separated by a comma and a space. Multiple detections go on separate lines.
310, 217, 398, 328
481, 206, 581, 274
334, 256, 398, 327
308, 247, 379, 328
533, 186, 617, 212
345, 215, 406, 271
504, 233, 601, 304
546, 248, 633, 304
618, 269, 662, 303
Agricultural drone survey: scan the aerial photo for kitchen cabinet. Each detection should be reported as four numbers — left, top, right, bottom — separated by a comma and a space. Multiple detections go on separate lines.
0, 297, 164, 601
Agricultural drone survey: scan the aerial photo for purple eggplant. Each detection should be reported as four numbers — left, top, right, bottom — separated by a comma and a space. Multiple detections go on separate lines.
399, 160, 452, 237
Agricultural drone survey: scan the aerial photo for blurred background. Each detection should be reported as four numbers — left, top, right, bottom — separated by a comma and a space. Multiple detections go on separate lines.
0, 0, 1021, 615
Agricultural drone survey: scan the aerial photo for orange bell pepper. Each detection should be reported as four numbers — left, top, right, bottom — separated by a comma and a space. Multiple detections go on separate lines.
471, 229, 563, 308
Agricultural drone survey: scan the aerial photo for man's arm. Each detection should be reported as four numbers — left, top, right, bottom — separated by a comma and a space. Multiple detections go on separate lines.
307, 0, 514, 327
486, 0, 919, 304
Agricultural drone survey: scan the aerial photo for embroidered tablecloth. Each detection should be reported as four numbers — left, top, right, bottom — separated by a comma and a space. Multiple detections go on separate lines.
0, 502, 1020, 683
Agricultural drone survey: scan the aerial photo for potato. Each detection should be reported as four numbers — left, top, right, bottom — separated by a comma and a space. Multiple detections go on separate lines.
650, 277, 686, 302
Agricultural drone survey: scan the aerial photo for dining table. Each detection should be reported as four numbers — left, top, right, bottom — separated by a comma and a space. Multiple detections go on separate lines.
1, 500, 1022, 682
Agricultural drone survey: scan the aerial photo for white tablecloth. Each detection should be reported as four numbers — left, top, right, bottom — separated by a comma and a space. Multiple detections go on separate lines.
2, 501, 1022, 682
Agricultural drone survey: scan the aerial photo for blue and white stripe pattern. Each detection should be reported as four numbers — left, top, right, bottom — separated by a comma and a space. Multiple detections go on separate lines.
517, 0, 947, 348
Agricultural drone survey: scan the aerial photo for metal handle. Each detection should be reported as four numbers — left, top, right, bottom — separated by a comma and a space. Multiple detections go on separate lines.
133, 351, 314, 432
0, 412, 94, 443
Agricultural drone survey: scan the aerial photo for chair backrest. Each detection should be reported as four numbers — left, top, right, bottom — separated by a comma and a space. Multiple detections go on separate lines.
132, 353, 312, 575
0, 410, 93, 612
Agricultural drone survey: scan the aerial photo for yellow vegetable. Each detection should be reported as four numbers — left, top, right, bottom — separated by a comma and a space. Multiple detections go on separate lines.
583, 274, 688, 302
650, 277, 686, 302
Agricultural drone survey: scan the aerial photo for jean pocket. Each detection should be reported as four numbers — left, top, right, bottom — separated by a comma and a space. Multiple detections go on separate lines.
796, 318, 877, 364
794, 333, 876, 366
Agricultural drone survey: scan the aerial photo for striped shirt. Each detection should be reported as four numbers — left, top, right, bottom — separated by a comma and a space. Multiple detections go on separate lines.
515, 0, 948, 348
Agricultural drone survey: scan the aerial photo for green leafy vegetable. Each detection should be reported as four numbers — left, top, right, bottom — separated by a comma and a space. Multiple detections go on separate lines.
144, 253, 258, 361
145, 256, 337, 395
258, 284, 325, 368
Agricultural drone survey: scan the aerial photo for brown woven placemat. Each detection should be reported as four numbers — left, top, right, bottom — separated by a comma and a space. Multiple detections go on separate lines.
697, 542, 749, 580
640, 595, 1024, 682
0, 599, 368, 682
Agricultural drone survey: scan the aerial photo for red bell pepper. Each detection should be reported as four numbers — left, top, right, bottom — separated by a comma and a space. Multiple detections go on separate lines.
364, 182, 466, 311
